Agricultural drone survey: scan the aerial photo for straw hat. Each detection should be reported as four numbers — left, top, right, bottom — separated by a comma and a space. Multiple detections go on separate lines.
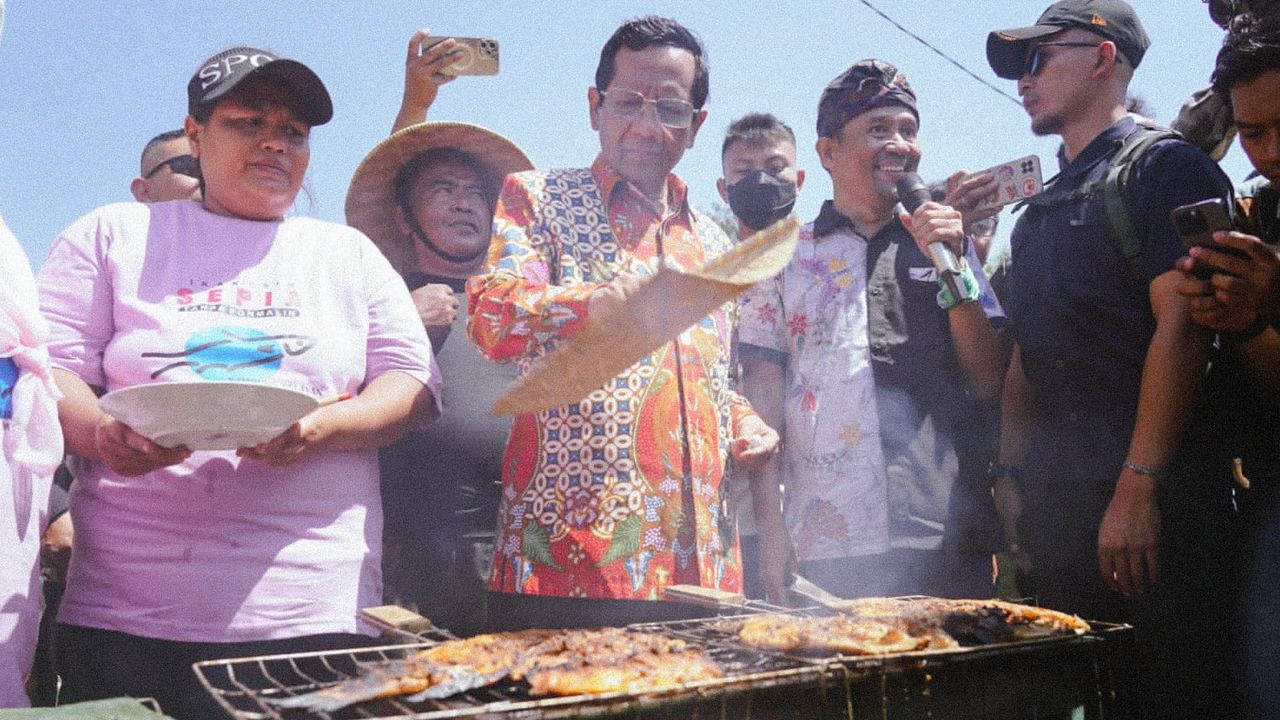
346, 121, 533, 274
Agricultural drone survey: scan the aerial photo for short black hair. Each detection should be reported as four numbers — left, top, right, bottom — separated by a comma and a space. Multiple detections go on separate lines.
393, 147, 500, 210
721, 113, 796, 159
140, 129, 188, 173
1213, 12, 1280, 101
595, 16, 709, 109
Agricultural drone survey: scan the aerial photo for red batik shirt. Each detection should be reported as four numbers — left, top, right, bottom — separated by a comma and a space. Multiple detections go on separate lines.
466, 157, 756, 600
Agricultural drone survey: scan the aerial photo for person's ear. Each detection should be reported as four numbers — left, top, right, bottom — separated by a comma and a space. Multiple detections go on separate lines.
184, 115, 202, 157
394, 203, 413, 237
816, 137, 836, 173
685, 108, 708, 149
1092, 41, 1119, 79
796, 168, 807, 192
130, 178, 150, 203
588, 87, 602, 131
716, 177, 729, 203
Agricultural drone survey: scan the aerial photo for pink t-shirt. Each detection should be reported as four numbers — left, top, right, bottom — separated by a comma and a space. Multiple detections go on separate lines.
39, 200, 440, 642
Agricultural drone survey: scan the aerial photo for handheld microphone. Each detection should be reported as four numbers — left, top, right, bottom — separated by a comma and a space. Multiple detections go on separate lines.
896, 173, 963, 300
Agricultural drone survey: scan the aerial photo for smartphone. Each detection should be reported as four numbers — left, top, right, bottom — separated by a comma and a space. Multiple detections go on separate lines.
961, 155, 1043, 212
1171, 198, 1238, 278
422, 36, 499, 76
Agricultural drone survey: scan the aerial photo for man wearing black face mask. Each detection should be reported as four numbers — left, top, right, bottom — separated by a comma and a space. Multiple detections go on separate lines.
717, 114, 805, 238
737, 60, 1005, 604
715, 114, 805, 599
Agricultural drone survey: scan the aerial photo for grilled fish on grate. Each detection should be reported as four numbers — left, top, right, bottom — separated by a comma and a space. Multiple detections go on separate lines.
512, 627, 724, 696
735, 598, 1088, 656
265, 629, 558, 712
834, 597, 1090, 644
264, 627, 723, 712
736, 613, 954, 655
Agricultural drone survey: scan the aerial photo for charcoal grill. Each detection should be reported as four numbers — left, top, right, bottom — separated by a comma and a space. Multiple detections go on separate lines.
194, 611, 1136, 720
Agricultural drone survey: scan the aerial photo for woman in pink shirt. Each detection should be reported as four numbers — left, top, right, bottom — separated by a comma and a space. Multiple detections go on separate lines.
38, 47, 439, 717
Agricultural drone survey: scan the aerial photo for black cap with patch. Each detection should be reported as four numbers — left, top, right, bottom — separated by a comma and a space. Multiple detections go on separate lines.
986, 0, 1150, 80
187, 46, 333, 126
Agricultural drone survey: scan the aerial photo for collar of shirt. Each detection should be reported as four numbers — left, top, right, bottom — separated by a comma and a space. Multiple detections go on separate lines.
590, 155, 689, 216
1055, 115, 1139, 184
812, 199, 903, 243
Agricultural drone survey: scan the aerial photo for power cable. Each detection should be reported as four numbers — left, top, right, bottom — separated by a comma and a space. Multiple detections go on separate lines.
856, 0, 1023, 107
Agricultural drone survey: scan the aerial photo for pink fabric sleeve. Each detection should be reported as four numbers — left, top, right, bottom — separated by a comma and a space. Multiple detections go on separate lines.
358, 234, 442, 420
38, 210, 120, 387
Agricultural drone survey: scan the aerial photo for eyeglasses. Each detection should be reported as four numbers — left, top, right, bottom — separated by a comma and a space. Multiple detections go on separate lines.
598, 89, 697, 129
1024, 41, 1102, 78
144, 154, 201, 180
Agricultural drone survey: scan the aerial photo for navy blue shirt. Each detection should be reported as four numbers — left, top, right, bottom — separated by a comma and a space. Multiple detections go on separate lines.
1007, 117, 1232, 489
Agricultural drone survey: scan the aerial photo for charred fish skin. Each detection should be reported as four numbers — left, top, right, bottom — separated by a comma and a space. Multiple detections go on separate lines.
735, 597, 1089, 656
264, 657, 434, 712
257, 627, 725, 711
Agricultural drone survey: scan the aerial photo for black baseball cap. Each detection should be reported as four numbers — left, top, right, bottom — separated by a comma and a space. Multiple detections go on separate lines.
986, 0, 1151, 80
187, 46, 333, 126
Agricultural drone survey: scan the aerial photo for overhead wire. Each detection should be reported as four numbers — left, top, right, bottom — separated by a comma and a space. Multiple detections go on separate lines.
856, 0, 1024, 108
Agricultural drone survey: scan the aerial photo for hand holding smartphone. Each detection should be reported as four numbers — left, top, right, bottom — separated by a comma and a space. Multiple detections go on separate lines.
960, 155, 1044, 213
421, 36, 499, 76
1171, 198, 1240, 278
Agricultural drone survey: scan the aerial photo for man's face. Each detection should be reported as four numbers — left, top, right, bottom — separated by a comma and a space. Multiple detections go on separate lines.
1017, 30, 1103, 136
717, 138, 804, 201
135, 137, 202, 203
816, 105, 920, 206
1232, 68, 1280, 184
588, 44, 707, 198
396, 159, 491, 265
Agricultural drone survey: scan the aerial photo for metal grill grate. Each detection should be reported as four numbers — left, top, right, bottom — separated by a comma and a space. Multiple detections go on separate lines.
193, 624, 824, 720
194, 614, 1137, 720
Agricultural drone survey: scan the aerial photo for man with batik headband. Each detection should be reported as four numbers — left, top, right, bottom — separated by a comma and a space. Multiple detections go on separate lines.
347, 122, 532, 636
467, 15, 778, 630
738, 60, 1004, 603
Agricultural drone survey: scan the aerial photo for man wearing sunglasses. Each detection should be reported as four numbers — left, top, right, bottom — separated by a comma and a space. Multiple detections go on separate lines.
467, 15, 777, 631
130, 129, 201, 203
987, 1, 1235, 716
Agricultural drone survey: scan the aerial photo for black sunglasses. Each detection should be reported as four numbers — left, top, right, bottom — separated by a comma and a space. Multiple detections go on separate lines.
144, 154, 201, 180
1024, 41, 1102, 78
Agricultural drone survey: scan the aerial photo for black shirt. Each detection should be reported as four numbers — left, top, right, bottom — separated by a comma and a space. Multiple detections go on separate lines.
1006, 117, 1232, 490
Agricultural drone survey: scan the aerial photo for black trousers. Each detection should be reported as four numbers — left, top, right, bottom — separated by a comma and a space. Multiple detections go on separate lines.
56, 624, 381, 719
1023, 479, 1245, 720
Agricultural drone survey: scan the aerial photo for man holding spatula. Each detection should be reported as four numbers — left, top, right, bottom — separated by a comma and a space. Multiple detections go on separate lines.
467, 16, 778, 631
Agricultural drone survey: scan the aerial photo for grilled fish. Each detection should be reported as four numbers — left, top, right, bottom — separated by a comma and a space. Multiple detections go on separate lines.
513, 628, 724, 696
836, 597, 1090, 644
265, 629, 557, 712
737, 613, 943, 655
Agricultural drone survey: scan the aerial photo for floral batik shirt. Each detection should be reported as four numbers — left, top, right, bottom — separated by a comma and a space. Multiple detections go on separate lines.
736, 221, 891, 562
466, 157, 757, 600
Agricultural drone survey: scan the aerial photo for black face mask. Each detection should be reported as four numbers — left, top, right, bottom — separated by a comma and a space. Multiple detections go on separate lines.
726, 171, 797, 231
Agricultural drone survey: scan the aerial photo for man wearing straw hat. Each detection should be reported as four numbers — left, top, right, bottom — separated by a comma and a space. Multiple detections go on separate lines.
347, 119, 532, 636
467, 16, 778, 630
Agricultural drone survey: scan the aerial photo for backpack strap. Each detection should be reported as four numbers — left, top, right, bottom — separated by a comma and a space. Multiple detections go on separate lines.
1094, 128, 1181, 282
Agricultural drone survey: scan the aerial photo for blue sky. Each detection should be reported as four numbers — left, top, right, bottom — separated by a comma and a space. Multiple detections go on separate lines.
0, 1, 1248, 269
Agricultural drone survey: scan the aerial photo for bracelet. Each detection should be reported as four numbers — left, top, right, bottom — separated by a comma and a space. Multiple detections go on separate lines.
985, 461, 1024, 487
1122, 460, 1163, 479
